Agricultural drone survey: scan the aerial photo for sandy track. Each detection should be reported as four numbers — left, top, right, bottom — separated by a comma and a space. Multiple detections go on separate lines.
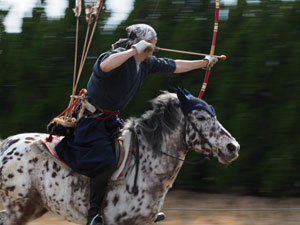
25, 190, 300, 225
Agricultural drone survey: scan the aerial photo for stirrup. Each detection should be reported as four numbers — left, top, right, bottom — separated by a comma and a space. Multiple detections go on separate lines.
154, 212, 166, 223
88, 214, 103, 225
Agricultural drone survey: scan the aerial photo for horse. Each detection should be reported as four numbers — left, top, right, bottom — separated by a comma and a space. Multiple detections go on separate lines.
0, 89, 239, 225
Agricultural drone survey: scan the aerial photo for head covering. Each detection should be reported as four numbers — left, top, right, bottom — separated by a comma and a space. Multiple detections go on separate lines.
126, 24, 157, 41
112, 24, 157, 49
176, 87, 216, 116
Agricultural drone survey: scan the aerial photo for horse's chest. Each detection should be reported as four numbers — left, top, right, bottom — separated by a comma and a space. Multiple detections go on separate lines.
104, 166, 170, 225
104, 187, 165, 225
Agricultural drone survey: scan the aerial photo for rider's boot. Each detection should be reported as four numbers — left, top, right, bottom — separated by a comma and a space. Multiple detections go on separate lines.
154, 212, 166, 223
86, 166, 115, 225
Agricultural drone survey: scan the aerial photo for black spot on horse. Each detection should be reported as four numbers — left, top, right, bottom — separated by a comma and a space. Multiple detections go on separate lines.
7, 174, 14, 178
116, 212, 127, 223
53, 162, 61, 172
25, 137, 35, 141
113, 195, 120, 206
113, 194, 119, 206
135, 208, 140, 213
52, 172, 57, 178
32, 157, 39, 163
44, 161, 49, 171
7, 147, 16, 155
5, 186, 15, 192
7, 139, 19, 148
17, 168, 23, 173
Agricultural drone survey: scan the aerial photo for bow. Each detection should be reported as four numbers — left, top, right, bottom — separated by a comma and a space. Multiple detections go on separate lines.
198, 0, 220, 99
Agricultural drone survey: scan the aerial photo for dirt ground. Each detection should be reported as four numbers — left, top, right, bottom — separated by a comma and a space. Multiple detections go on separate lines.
26, 190, 300, 225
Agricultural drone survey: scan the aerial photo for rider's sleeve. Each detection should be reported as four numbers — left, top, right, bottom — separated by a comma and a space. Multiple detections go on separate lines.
93, 48, 126, 78
146, 56, 176, 75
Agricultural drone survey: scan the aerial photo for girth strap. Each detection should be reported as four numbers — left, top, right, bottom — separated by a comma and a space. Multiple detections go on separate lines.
128, 125, 140, 196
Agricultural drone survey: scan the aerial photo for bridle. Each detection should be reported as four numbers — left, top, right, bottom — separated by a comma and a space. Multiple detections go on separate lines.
158, 119, 212, 165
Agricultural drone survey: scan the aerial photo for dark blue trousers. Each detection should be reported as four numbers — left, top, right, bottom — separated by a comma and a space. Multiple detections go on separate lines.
55, 115, 122, 178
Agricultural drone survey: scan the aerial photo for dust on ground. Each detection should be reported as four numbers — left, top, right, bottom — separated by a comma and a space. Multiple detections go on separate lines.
27, 190, 300, 225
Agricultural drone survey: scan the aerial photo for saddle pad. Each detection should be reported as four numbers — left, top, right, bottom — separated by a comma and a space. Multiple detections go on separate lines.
40, 136, 71, 167
30, 137, 71, 171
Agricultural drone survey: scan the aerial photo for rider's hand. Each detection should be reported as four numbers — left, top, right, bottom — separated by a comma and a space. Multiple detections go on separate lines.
132, 40, 154, 54
204, 55, 218, 68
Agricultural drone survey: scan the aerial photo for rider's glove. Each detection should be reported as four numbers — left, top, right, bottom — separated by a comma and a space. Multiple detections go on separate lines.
132, 40, 154, 54
204, 55, 218, 69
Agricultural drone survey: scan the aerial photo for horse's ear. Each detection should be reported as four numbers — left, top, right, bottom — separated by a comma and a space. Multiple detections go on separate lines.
176, 86, 190, 113
183, 88, 192, 96
176, 86, 188, 103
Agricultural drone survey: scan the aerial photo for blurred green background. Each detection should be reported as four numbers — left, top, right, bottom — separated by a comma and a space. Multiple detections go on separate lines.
0, 0, 299, 196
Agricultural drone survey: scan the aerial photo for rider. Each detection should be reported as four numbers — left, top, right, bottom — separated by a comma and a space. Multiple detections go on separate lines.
55, 24, 218, 225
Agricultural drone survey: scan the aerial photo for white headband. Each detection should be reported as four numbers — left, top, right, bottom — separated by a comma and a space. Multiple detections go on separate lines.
126, 24, 157, 41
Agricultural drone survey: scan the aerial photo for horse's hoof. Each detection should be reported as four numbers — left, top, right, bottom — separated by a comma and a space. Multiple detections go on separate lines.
154, 212, 166, 223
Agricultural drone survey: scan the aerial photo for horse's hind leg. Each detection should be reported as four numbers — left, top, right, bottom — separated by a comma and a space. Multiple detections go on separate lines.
3, 199, 48, 225
0, 210, 9, 225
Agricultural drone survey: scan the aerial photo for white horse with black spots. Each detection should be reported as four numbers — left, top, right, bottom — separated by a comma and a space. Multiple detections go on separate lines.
0, 89, 239, 225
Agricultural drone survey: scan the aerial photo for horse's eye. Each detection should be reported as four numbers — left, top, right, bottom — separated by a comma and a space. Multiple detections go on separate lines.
198, 116, 206, 121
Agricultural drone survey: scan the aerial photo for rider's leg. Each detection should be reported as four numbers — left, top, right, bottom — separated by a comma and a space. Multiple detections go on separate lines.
87, 165, 115, 225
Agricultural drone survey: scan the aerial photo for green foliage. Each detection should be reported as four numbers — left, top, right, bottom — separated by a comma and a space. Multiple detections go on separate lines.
0, 0, 299, 196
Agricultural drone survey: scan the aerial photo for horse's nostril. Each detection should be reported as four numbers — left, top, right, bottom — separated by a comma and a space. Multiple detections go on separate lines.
227, 143, 236, 153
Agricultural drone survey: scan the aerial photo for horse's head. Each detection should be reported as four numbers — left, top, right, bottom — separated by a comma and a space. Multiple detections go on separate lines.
177, 87, 239, 165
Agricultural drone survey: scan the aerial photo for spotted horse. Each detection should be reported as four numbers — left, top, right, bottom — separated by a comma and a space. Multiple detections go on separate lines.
0, 89, 239, 225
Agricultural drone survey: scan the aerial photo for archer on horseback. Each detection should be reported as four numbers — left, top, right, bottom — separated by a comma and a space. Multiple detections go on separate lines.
55, 24, 219, 225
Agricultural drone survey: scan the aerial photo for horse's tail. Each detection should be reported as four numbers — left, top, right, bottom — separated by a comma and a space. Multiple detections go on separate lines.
0, 210, 8, 225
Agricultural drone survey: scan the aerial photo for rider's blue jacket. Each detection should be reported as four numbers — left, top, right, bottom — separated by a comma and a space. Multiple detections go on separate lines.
56, 48, 176, 177
87, 47, 176, 111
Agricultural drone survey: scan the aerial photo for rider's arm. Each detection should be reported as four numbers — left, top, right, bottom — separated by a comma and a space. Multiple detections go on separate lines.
174, 60, 209, 74
100, 48, 137, 72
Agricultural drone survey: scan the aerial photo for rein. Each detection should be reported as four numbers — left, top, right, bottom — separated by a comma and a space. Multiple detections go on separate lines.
66, 0, 106, 120
127, 124, 140, 196
158, 150, 211, 165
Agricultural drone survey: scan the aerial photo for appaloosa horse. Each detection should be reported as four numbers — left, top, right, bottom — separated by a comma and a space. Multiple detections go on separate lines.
0, 90, 239, 225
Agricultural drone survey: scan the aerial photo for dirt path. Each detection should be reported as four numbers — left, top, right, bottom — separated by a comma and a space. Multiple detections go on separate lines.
27, 190, 300, 225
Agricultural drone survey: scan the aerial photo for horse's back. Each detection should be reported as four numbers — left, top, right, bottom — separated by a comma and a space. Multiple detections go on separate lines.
0, 133, 48, 191
0, 133, 48, 154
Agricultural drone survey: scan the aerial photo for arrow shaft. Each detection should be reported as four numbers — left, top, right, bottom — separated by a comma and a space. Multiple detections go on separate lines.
156, 47, 225, 59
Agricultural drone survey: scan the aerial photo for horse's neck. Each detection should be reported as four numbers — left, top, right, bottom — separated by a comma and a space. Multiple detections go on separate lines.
130, 121, 187, 190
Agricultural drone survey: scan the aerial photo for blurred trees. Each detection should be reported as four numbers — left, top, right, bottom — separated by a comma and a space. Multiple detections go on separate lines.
0, 0, 299, 195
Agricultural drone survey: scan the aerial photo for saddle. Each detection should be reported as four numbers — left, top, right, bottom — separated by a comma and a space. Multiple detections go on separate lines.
32, 130, 132, 181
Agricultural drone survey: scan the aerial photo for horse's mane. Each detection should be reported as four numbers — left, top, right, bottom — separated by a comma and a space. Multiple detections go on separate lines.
124, 91, 182, 151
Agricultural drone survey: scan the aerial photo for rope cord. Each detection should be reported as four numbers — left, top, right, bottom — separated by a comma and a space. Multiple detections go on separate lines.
59, 0, 106, 120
